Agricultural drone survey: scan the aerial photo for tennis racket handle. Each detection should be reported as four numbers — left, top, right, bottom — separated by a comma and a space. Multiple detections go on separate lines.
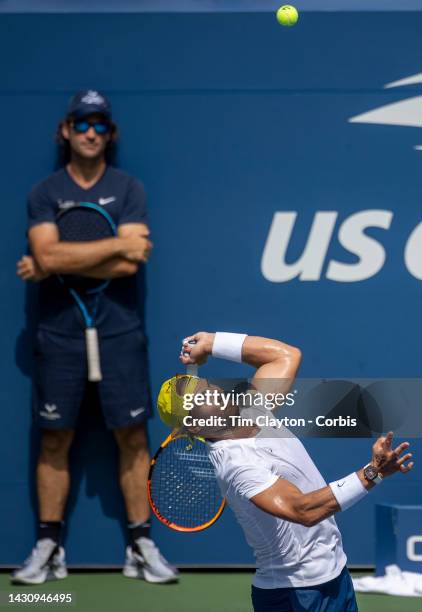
184, 340, 198, 376
85, 327, 102, 382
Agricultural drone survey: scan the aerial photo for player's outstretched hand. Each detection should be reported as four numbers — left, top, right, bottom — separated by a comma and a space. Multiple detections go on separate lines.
180, 331, 214, 367
371, 432, 414, 478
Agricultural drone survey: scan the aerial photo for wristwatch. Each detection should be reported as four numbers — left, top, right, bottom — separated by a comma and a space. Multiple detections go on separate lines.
363, 463, 383, 485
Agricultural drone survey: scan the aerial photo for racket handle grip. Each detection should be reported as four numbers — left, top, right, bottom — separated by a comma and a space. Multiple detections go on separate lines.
186, 364, 198, 376
86, 327, 102, 382
184, 339, 198, 376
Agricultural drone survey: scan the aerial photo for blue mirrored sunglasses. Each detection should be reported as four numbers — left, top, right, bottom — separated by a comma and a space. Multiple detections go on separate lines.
72, 120, 110, 135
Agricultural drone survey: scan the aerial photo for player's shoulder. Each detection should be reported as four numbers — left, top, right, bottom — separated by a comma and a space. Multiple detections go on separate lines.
208, 438, 257, 474
28, 169, 66, 199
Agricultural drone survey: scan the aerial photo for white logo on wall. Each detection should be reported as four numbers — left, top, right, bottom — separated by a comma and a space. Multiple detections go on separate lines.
262, 74, 422, 284
407, 536, 422, 562
261, 210, 422, 282
349, 73, 422, 150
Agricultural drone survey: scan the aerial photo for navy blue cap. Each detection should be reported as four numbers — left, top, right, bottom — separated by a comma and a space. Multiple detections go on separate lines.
67, 90, 112, 120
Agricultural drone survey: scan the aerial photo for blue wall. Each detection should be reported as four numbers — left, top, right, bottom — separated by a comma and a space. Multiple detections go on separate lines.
2, 0, 422, 12
1, 8, 421, 567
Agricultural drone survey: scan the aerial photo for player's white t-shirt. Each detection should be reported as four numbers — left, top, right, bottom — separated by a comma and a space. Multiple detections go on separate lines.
207, 422, 347, 589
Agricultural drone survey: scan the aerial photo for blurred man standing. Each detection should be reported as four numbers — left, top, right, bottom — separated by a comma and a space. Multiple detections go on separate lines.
14, 90, 177, 584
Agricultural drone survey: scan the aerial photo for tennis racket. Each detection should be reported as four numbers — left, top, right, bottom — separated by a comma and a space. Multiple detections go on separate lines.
148, 431, 226, 532
56, 201, 117, 382
148, 342, 225, 531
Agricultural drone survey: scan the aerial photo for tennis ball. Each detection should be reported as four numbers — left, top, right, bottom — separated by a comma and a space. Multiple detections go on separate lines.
276, 5, 299, 27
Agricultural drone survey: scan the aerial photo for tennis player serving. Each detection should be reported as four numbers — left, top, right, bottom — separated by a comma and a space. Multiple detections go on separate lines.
161, 332, 414, 612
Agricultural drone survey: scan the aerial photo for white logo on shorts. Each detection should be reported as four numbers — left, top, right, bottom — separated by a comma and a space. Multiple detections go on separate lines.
130, 407, 145, 418
40, 403, 61, 420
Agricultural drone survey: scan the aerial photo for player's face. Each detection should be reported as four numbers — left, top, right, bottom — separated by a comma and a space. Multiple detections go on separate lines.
62, 113, 110, 160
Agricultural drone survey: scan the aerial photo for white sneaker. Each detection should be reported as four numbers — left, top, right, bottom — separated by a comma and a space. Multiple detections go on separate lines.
11, 539, 68, 585
123, 538, 179, 584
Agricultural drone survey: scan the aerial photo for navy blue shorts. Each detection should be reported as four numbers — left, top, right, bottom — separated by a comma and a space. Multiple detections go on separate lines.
32, 328, 152, 430
251, 566, 358, 612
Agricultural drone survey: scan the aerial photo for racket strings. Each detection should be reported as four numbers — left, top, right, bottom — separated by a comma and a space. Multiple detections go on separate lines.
57, 206, 115, 293
57, 207, 113, 242
150, 437, 222, 529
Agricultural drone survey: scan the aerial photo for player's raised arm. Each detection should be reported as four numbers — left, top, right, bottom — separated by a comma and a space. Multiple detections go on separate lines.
251, 432, 413, 527
241, 335, 301, 381
180, 331, 301, 396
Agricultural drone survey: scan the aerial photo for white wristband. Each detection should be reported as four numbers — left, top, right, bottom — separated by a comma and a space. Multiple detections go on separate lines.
212, 332, 247, 363
329, 472, 368, 511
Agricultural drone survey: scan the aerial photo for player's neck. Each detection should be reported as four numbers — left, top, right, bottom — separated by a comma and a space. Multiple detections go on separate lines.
66, 157, 106, 190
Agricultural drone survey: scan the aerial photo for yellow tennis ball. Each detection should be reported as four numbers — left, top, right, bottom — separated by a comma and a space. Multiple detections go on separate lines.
276, 5, 299, 26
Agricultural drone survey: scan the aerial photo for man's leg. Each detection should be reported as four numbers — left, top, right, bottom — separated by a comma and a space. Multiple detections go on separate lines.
37, 429, 75, 523
11, 429, 74, 585
32, 330, 85, 531
113, 424, 150, 524
33, 329, 88, 531
12, 328, 86, 586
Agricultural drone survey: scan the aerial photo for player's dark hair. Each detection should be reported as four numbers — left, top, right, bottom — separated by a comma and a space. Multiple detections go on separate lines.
55, 116, 119, 166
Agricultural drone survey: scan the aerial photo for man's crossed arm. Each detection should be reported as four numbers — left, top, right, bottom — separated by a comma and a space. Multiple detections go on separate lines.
17, 222, 152, 281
